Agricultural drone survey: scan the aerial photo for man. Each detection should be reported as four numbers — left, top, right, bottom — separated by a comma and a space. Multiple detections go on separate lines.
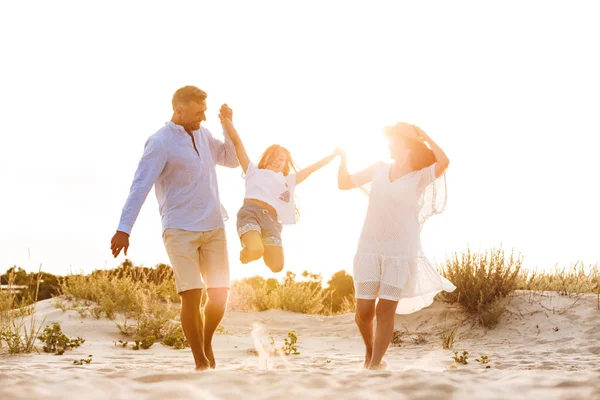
110, 86, 240, 371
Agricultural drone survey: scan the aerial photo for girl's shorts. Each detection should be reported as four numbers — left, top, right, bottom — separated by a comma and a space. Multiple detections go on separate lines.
236, 200, 283, 247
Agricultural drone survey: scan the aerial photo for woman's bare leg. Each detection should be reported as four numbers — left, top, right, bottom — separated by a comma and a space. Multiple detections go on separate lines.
369, 299, 399, 369
355, 299, 376, 368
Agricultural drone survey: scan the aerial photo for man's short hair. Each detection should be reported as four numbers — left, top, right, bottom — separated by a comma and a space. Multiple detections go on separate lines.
172, 86, 207, 110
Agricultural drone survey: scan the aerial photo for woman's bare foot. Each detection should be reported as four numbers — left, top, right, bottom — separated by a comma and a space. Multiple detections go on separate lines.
205, 344, 216, 369
368, 360, 388, 371
362, 352, 372, 369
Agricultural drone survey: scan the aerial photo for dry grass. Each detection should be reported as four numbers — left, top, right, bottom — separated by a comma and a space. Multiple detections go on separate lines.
439, 247, 522, 328
59, 268, 178, 318
519, 262, 599, 297
229, 271, 354, 315
0, 267, 46, 354
440, 315, 461, 349
58, 268, 180, 342
3, 249, 598, 356
518, 262, 600, 313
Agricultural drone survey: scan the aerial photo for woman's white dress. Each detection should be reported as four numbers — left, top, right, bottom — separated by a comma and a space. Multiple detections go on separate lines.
351, 162, 456, 314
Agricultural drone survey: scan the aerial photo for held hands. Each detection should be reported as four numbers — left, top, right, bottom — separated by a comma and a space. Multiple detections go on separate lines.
333, 146, 347, 159
219, 104, 233, 124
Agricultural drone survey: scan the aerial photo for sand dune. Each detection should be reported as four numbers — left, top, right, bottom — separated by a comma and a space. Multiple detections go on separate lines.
1, 291, 599, 400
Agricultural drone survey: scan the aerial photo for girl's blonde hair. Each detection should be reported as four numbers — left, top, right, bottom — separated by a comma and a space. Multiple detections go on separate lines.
257, 144, 298, 175
257, 144, 300, 221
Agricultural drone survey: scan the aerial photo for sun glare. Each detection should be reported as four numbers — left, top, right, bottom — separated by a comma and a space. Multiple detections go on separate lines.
346, 137, 389, 172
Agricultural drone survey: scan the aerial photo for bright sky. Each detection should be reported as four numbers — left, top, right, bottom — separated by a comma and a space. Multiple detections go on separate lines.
1, 1, 599, 281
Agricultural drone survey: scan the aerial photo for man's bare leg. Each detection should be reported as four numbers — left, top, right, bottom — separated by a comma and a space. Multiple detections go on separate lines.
369, 299, 399, 370
355, 299, 376, 369
180, 289, 210, 371
203, 288, 229, 369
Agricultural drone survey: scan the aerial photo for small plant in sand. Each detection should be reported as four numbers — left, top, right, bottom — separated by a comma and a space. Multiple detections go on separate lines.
73, 355, 93, 365
115, 317, 135, 336
76, 307, 89, 319
452, 350, 469, 365
54, 299, 69, 312
161, 325, 188, 349
114, 340, 128, 348
132, 335, 155, 350
391, 329, 403, 346
281, 331, 300, 356
441, 318, 460, 350
476, 355, 490, 364
390, 327, 427, 347
215, 323, 229, 335
38, 322, 85, 355
91, 306, 103, 319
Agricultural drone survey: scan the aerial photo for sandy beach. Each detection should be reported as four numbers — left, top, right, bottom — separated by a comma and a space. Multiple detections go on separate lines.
1, 291, 599, 400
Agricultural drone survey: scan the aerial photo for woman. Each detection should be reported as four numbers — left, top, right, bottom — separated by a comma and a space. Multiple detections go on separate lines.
337, 122, 456, 370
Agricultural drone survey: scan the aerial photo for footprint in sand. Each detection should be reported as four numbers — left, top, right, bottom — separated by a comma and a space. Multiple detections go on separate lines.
97, 367, 118, 373
510, 350, 529, 356
553, 337, 574, 343
538, 361, 556, 370
584, 327, 598, 335
553, 379, 587, 389
109, 356, 136, 361
587, 346, 600, 355
134, 372, 202, 383
556, 347, 578, 354
492, 363, 513, 370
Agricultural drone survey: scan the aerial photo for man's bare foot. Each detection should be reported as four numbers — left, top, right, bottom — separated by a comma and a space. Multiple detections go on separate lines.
205, 344, 216, 369
195, 357, 211, 371
368, 360, 388, 371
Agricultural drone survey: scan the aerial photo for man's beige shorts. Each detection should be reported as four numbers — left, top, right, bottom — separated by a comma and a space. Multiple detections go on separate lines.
162, 228, 230, 293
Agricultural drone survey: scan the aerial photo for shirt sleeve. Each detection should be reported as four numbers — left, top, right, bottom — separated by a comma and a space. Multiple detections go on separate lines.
117, 136, 167, 235
205, 126, 239, 168
245, 161, 258, 178
416, 162, 447, 229
416, 162, 437, 195
350, 162, 384, 187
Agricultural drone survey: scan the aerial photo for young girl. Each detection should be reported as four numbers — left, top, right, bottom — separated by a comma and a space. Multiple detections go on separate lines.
220, 111, 340, 273
337, 122, 456, 370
